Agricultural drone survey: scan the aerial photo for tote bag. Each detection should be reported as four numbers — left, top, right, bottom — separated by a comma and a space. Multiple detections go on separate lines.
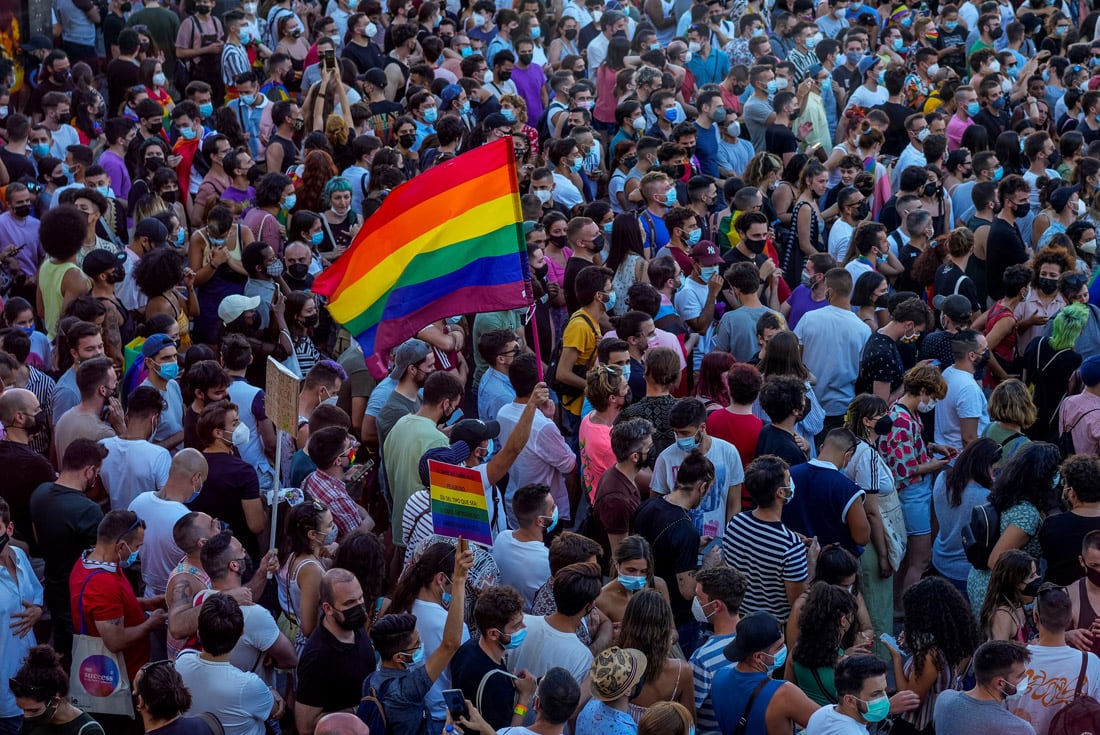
69, 571, 135, 717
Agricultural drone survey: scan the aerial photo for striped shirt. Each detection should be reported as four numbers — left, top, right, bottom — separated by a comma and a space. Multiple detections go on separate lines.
691, 632, 735, 735
26, 366, 56, 457
722, 512, 808, 622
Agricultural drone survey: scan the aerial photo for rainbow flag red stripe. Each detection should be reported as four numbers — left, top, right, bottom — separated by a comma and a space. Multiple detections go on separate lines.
312, 138, 530, 355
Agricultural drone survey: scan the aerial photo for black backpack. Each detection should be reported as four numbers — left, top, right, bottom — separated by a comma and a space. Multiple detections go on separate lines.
1058, 407, 1100, 458
547, 311, 598, 399
962, 501, 1001, 571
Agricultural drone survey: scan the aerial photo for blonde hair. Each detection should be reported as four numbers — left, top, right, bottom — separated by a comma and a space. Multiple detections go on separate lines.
499, 94, 528, 124
988, 378, 1038, 428
325, 113, 350, 146
585, 364, 625, 412
638, 702, 692, 735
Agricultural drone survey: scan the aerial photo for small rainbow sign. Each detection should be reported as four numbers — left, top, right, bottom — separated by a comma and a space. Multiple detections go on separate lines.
429, 459, 494, 547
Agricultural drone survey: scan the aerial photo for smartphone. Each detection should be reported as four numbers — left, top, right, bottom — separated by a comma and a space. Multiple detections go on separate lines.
323, 48, 336, 70
880, 632, 901, 651
457, 537, 468, 556
443, 689, 469, 722
700, 536, 722, 559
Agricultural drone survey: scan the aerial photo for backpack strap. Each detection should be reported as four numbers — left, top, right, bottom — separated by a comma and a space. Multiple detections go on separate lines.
1074, 650, 1089, 700
809, 667, 837, 704
197, 712, 225, 735
997, 431, 1024, 448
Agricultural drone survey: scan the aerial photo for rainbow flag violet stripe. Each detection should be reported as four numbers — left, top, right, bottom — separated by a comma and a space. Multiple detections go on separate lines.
312, 137, 530, 355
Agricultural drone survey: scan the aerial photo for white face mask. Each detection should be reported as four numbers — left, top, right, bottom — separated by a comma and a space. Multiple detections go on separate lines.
1081, 238, 1098, 254
927, 63, 940, 77
917, 398, 937, 413
989, 60, 1000, 73
726, 121, 741, 137
534, 189, 552, 204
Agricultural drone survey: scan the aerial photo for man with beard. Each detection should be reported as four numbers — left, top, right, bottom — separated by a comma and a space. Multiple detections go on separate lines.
382, 371, 464, 553
83, 250, 132, 373
0, 388, 56, 553
477, 328, 520, 425
282, 242, 314, 292
376, 338, 433, 445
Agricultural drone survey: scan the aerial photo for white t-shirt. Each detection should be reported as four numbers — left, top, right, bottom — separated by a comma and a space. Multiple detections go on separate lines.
934, 365, 989, 450
845, 260, 873, 294
128, 491, 189, 596
99, 436, 171, 510
412, 598, 471, 720
1010, 645, 1100, 735
491, 531, 551, 611
651, 437, 744, 539
805, 704, 870, 734
828, 219, 854, 264
674, 277, 716, 370
506, 614, 593, 684
229, 604, 282, 681
176, 653, 273, 735
845, 85, 888, 111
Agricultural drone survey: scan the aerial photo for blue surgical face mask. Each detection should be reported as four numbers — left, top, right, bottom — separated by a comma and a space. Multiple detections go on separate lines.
31, 143, 50, 158
95, 185, 113, 199
461, 101, 471, 114
121, 543, 139, 568
407, 643, 425, 666
966, 101, 981, 116
664, 107, 679, 122
157, 361, 180, 380
176, 228, 186, 247
240, 93, 256, 106
676, 432, 700, 452
664, 189, 678, 207
700, 265, 719, 281
892, 38, 904, 51
18, 325, 34, 337
545, 506, 559, 532
765, 645, 787, 672
993, 166, 1004, 181
501, 627, 527, 649
603, 220, 614, 234
621, 362, 631, 381
501, 107, 515, 122
424, 107, 438, 123
686, 228, 702, 245
944, 20, 958, 31
199, 102, 214, 118
283, 193, 297, 210
180, 126, 198, 140
310, 230, 324, 246
766, 80, 778, 94
618, 575, 647, 591
571, 156, 584, 172
603, 290, 617, 311
784, 477, 796, 504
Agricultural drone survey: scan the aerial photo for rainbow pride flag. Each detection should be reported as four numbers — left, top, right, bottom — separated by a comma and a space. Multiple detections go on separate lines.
313, 138, 530, 355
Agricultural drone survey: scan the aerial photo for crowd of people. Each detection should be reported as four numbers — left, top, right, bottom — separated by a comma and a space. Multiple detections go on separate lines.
6, 0, 1100, 733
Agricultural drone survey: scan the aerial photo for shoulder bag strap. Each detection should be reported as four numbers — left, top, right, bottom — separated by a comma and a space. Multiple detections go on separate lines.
76, 569, 109, 636
1068, 407, 1100, 433
476, 668, 518, 714
809, 667, 838, 704
733, 676, 772, 735
652, 509, 690, 545
1075, 650, 1089, 700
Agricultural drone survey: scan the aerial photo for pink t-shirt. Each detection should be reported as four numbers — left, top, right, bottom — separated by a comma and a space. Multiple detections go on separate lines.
579, 412, 613, 502
946, 114, 973, 151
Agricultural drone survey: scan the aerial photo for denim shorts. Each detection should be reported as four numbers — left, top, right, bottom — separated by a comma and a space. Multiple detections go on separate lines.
898, 473, 934, 536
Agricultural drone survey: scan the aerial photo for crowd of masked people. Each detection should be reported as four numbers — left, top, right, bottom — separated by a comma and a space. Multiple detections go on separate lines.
6, 0, 1100, 733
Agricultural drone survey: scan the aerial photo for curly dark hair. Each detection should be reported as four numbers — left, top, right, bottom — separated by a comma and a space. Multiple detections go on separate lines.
255, 172, 293, 209
988, 441, 1061, 515
901, 576, 979, 677
10, 645, 69, 702
133, 245, 185, 298
793, 582, 859, 669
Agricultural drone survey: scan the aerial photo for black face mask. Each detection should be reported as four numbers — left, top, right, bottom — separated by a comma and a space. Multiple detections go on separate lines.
1013, 201, 1030, 218
398, 133, 416, 148
989, 26, 1004, 40
1022, 578, 1042, 598
146, 158, 165, 172
533, 263, 549, 279
874, 415, 894, 435
498, 71, 512, 81
52, 174, 68, 187
518, 53, 534, 65
732, 84, 747, 95
26, 410, 48, 436
593, 234, 606, 251
301, 314, 320, 328
1038, 277, 1058, 295
12, 205, 31, 218
563, 27, 578, 40
548, 233, 568, 248
161, 190, 178, 203
287, 263, 310, 280
623, 154, 638, 169
743, 237, 766, 254
120, 1, 132, 11
107, 266, 126, 284
671, 164, 686, 178
922, 182, 940, 198
874, 294, 890, 309
0, 531, 8, 554
148, 120, 164, 135
336, 603, 368, 630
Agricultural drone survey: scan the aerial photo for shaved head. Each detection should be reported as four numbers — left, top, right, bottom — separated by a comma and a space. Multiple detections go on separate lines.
316, 713, 370, 735
169, 448, 209, 480
0, 388, 39, 426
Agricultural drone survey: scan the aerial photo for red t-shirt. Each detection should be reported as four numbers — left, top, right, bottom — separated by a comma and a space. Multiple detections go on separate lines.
707, 409, 763, 510
70, 556, 150, 681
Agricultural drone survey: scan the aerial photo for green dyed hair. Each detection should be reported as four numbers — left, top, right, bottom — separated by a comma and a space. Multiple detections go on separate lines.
1050, 302, 1090, 351
322, 176, 353, 208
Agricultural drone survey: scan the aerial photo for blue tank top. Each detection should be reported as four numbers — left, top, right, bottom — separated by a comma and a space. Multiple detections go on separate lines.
712, 667, 785, 735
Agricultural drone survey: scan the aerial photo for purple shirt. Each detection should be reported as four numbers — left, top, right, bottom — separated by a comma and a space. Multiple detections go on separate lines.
784, 285, 829, 330
511, 63, 547, 123
0, 212, 45, 278
222, 185, 255, 207
100, 150, 132, 201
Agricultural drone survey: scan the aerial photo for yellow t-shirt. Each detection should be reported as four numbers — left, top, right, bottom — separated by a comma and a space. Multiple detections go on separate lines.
561, 310, 601, 416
